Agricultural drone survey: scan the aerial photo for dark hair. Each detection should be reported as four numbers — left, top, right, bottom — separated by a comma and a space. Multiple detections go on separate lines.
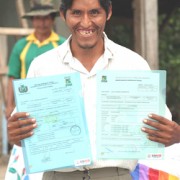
60, 0, 112, 17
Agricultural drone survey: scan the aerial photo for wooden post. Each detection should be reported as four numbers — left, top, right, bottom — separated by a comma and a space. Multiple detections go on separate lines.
133, 0, 159, 69
15, 0, 29, 28
0, 35, 8, 105
0, 35, 8, 155
133, 0, 145, 57
0, 35, 8, 66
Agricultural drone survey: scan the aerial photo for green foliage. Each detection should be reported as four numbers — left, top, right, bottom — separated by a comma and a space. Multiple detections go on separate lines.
105, 20, 133, 49
159, 8, 180, 122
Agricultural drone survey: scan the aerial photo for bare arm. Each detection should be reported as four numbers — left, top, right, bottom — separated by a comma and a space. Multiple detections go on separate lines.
142, 113, 180, 146
5, 77, 15, 119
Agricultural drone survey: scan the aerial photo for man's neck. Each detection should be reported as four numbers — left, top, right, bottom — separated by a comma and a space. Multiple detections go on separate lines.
34, 31, 51, 42
71, 41, 104, 72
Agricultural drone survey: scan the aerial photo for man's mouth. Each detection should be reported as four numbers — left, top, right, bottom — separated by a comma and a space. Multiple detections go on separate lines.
78, 29, 95, 36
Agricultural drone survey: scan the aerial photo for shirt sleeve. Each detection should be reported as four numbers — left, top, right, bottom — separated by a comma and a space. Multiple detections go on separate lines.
8, 39, 26, 79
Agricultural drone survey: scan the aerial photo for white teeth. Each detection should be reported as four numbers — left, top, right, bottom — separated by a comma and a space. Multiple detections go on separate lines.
79, 30, 93, 36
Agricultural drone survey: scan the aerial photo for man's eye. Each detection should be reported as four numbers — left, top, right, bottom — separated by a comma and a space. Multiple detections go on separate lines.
72, 10, 81, 16
90, 10, 99, 16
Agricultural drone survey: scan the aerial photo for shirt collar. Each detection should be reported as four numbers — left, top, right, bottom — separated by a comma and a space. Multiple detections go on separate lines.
103, 33, 114, 61
26, 31, 59, 47
59, 32, 114, 64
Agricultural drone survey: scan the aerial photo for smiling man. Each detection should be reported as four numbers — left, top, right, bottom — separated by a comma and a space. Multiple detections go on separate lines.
60, 0, 112, 72
7, 0, 180, 180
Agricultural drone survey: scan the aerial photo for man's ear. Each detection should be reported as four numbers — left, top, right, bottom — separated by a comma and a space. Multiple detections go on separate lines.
60, 11, 65, 21
107, 4, 112, 21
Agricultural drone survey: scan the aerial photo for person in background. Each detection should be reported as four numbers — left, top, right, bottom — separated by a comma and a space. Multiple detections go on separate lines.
7, 0, 180, 179
5, 0, 66, 119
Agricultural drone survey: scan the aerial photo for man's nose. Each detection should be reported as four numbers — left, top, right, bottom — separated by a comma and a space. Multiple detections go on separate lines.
80, 14, 91, 27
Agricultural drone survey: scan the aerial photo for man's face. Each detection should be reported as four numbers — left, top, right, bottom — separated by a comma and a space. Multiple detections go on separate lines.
32, 15, 54, 35
62, 0, 112, 50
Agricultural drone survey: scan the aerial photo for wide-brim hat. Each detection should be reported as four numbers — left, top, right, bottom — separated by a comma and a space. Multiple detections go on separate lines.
22, 1, 59, 19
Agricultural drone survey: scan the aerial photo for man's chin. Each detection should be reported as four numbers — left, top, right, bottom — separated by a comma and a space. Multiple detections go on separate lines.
36, 29, 50, 34
78, 43, 95, 49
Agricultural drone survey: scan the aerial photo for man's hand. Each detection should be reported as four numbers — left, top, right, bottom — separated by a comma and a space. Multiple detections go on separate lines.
7, 112, 37, 146
142, 113, 180, 147
5, 105, 15, 120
